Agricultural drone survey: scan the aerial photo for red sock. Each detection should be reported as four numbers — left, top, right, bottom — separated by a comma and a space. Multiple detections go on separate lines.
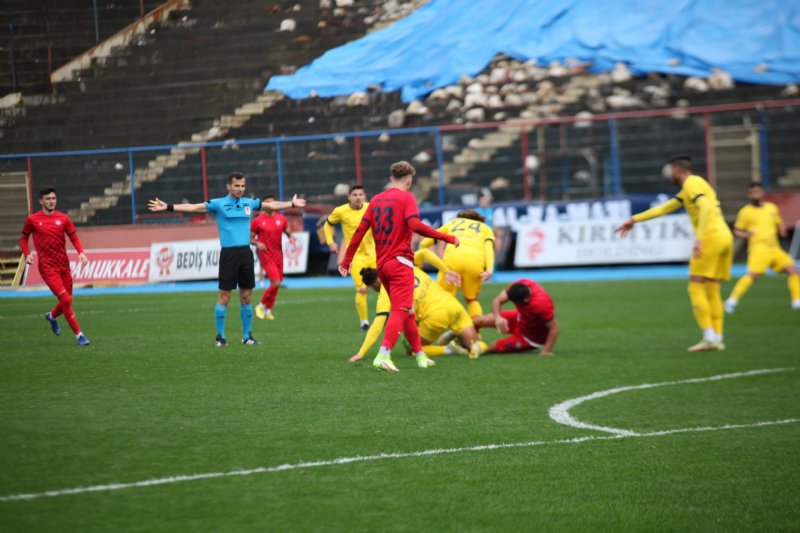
57, 291, 81, 335
50, 302, 63, 319
380, 308, 406, 351
402, 312, 423, 353
264, 285, 280, 309
260, 287, 272, 307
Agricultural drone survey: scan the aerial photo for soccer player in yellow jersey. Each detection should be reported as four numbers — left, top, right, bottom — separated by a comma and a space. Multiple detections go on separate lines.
616, 156, 733, 352
323, 185, 377, 330
349, 249, 487, 363
725, 182, 800, 312
419, 209, 495, 317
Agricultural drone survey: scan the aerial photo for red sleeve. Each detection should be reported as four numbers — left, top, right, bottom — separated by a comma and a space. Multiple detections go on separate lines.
250, 217, 258, 233
20, 217, 33, 256
341, 218, 371, 269
407, 217, 457, 244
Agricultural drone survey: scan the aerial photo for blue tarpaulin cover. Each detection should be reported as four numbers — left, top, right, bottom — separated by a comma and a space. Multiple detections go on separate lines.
267, 0, 800, 101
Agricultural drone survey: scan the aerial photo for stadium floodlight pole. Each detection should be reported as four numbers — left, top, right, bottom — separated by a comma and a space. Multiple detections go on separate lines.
128, 150, 136, 225
435, 130, 446, 205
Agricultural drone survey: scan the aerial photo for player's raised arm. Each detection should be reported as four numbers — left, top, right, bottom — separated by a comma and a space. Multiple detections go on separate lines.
491, 289, 511, 333
615, 197, 683, 237
407, 217, 459, 247
148, 198, 207, 213
339, 216, 372, 276
262, 194, 306, 211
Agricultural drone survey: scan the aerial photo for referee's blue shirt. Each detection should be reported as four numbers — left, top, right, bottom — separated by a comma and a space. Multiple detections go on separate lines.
205, 196, 262, 248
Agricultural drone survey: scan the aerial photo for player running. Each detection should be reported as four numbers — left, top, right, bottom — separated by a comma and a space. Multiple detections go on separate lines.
474, 279, 559, 355
616, 156, 733, 352
20, 187, 91, 346
251, 194, 295, 321
725, 182, 800, 312
350, 249, 486, 362
149, 172, 305, 346
339, 161, 458, 372
419, 209, 495, 317
323, 185, 376, 330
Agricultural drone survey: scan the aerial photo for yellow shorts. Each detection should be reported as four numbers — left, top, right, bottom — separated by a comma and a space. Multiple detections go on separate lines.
437, 256, 485, 300
351, 258, 377, 290
689, 234, 733, 281
417, 299, 474, 342
747, 247, 795, 274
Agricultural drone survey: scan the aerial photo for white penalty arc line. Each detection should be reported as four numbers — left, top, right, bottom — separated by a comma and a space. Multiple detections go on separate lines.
1, 417, 798, 503
548, 367, 795, 436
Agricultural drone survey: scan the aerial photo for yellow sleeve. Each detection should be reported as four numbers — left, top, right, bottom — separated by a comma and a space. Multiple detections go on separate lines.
631, 197, 683, 222
733, 207, 747, 231
414, 248, 447, 272
771, 204, 784, 226
694, 194, 713, 236
357, 289, 390, 355
483, 226, 495, 271
323, 207, 341, 245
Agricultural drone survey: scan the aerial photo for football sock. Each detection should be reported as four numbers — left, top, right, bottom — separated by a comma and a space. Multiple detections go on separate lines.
422, 345, 447, 356
262, 285, 280, 309
467, 300, 482, 318
402, 312, 423, 354
56, 291, 81, 334
355, 291, 368, 322
704, 282, 724, 339
729, 275, 754, 303
50, 302, 63, 319
688, 281, 712, 332
788, 273, 800, 301
240, 303, 253, 339
380, 308, 406, 351
260, 289, 270, 306
215, 304, 227, 337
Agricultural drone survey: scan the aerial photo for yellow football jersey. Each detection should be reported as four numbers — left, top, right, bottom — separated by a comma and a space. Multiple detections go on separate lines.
375, 267, 435, 315
734, 202, 783, 250
325, 202, 376, 262
421, 217, 495, 268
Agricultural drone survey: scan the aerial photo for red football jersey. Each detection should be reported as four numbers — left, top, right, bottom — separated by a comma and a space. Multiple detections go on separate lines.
21, 210, 81, 272
250, 212, 287, 262
360, 188, 420, 268
509, 279, 555, 324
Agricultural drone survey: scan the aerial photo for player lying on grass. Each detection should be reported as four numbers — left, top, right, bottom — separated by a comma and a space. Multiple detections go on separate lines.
350, 249, 487, 364
473, 279, 559, 356
725, 182, 800, 313
418, 209, 495, 317
148, 172, 305, 346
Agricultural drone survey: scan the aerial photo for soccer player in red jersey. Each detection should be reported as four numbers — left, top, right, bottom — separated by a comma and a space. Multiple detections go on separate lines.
339, 161, 459, 372
20, 187, 91, 346
473, 279, 560, 356
250, 194, 295, 320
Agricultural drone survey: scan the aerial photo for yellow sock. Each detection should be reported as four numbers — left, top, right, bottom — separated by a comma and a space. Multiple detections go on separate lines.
467, 300, 483, 317
688, 281, 712, 331
729, 275, 754, 303
355, 291, 368, 322
422, 345, 447, 356
705, 282, 723, 337
788, 273, 800, 302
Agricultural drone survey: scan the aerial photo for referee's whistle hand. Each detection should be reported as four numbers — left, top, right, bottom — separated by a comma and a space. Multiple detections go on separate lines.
291, 195, 307, 208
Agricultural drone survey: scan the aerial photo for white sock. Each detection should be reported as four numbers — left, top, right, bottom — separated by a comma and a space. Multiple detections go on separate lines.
717, 333, 724, 343
703, 328, 716, 343
257, 303, 266, 310
414, 351, 427, 359
265, 308, 271, 314
360, 319, 369, 326
75, 332, 83, 339
378, 346, 391, 357
444, 344, 455, 355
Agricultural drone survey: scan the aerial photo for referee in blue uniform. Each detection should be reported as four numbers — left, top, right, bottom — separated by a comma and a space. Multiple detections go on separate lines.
149, 172, 305, 346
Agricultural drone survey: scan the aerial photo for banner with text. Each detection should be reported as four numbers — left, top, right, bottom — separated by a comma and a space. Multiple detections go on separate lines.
23, 248, 151, 286
514, 216, 695, 267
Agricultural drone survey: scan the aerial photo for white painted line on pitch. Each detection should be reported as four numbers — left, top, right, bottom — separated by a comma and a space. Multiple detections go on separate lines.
1, 417, 797, 503
548, 367, 795, 436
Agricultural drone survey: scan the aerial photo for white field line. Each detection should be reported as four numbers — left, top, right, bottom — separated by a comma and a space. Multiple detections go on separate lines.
1, 417, 797, 503
548, 368, 795, 436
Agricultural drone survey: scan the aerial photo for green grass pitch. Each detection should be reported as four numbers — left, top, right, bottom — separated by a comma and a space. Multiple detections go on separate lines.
1, 276, 799, 531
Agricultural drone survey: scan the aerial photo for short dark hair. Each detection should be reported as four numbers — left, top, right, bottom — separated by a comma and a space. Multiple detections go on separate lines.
360, 267, 379, 286
390, 161, 415, 180
747, 181, 763, 189
456, 209, 485, 223
228, 172, 246, 183
263, 193, 276, 200
39, 187, 56, 198
507, 282, 532, 303
668, 156, 692, 172
349, 185, 365, 194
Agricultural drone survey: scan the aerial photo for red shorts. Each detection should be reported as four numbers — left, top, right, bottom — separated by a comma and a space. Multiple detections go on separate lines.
492, 310, 547, 353
258, 254, 283, 282
378, 258, 414, 310
41, 269, 73, 297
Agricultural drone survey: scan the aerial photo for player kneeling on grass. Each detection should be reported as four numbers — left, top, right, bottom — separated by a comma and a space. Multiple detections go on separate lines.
473, 279, 559, 356
350, 258, 486, 365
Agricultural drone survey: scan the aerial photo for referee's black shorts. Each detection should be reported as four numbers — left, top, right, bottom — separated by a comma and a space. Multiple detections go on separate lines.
218, 246, 255, 291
